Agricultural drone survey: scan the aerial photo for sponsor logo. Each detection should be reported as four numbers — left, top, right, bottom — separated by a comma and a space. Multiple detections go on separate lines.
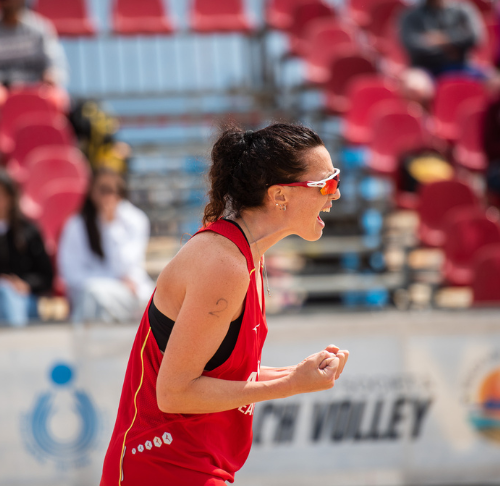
254, 373, 433, 445
130, 432, 173, 455
467, 364, 500, 443
21, 363, 100, 468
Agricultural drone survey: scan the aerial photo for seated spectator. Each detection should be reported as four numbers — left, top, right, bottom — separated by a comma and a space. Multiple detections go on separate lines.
0, 169, 53, 327
0, 0, 68, 87
58, 169, 154, 324
399, 0, 484, 78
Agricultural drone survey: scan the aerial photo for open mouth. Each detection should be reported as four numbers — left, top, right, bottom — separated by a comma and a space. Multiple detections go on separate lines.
317, 207, 330, 226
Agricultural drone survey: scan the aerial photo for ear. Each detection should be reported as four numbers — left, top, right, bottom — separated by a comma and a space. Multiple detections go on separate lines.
267, 185, 287, 206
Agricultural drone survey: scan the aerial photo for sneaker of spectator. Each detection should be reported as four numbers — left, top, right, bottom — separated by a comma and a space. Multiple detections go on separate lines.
0, 0, 68, 88
57, 168, 154, 324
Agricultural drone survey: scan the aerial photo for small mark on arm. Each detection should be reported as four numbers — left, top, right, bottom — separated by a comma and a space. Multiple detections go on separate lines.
209, 298, 228, 318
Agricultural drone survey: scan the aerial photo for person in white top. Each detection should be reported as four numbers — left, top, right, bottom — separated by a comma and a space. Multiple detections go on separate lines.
58, 168, 154, 323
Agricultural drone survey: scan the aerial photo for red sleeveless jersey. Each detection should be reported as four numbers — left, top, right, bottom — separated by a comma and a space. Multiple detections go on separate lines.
100, 220, 268, 485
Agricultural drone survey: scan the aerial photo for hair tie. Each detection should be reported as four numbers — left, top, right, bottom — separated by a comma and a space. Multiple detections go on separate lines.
243, 130, 254, 144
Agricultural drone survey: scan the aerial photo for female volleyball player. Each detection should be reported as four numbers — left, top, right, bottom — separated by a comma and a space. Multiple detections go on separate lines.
100, 123, 349, 486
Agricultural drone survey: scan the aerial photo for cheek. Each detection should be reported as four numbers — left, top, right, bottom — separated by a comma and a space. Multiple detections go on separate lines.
297, 198, 323, 219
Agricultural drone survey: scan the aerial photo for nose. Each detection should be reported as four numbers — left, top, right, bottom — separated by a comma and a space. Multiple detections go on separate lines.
331, 189, 341, 200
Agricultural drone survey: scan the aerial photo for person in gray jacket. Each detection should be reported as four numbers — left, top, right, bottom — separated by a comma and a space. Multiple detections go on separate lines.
399, 0, 484, 78
0, 0, 67, 87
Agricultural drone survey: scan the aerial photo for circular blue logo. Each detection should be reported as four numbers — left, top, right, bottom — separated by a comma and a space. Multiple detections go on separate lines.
21, 362, 100, 468
50, 363, 73, 386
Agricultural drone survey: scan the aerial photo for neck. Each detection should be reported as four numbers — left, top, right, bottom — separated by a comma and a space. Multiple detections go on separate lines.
233, 208, 292, 266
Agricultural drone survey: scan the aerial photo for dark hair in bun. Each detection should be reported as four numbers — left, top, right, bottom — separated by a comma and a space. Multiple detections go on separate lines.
203, 122, 324, 225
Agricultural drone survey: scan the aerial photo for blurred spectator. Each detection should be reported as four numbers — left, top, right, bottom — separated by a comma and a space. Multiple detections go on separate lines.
69, 100, 130, 174
399, 147, 453, 193
0, 169, 53, 327
0, 0, 68, 87
399, 0, 484, 78
58, 169, 154, 324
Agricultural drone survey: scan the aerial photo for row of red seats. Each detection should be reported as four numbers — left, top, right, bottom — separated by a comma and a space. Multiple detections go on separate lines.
266, 0, 495, 32
271, 0, 497, 77
34, 0, 498, 37
33, 0, 254, 36
342, 74, 490, 177
0, 85, 90, 257
269, 0, 496, 126
269, 2, 494, 184
416, 179, 500, 304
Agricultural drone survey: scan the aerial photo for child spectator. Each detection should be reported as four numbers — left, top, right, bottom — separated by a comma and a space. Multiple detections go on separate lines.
0, 0, 68, 87
0, 169, 53, 326
58, 169, 154, 323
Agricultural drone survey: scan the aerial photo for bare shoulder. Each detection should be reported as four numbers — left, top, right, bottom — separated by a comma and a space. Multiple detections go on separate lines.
186, 231, 249, 282
158, 231, 250, 293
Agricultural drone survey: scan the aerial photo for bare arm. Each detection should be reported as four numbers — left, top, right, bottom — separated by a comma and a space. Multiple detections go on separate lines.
155, 235, 347, 414
259, 344, 349, 382
259, 366, 296, 381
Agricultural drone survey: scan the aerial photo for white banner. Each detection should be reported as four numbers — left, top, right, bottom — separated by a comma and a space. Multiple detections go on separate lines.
1, 311, 499, 486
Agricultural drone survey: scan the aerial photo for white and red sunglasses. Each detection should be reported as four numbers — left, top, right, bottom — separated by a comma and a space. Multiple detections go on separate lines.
278, 168, 340, 195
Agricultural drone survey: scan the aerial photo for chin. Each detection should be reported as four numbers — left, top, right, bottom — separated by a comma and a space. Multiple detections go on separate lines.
298, 227, 324, 242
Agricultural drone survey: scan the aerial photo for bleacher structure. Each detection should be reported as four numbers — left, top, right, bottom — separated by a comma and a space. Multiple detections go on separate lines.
1, 0, 500, 313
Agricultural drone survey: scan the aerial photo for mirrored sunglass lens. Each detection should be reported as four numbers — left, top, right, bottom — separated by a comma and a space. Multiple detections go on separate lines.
320, 178, 339, 195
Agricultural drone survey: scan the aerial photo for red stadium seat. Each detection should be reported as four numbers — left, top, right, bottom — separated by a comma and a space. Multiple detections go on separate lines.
417, 179, 480, 247
288, 0, 336, 56
453, 102, 487, 172
324, 47, 378, 114
472, 243, 500, 305
303, 19, 355, 84
431, 77, 488, 142
347, 0, 388, 27
442, 207, 500, 286
380, 18, 409, 74
343, 75, 401, 144
6, 114, 75, 183
36, 181, 88, 256
190, 0, 254, 33
472, 18, 498, 66
367, 103, 426, 176
112, 0, 175, 35
20, 147, 90, 220
0, 87, 62, 156
15, 84, 70, 112
265, 0, 316, 31
0, 85, 7, 110
35, 0, 96, 36
365, 0, 406, 51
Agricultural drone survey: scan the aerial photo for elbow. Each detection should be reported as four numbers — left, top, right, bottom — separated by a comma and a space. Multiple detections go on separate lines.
157, 395, 180, 414
156, 386, 188, 414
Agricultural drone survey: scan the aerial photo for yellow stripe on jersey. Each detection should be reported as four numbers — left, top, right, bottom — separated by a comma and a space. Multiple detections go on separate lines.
119, 328, 151, 485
